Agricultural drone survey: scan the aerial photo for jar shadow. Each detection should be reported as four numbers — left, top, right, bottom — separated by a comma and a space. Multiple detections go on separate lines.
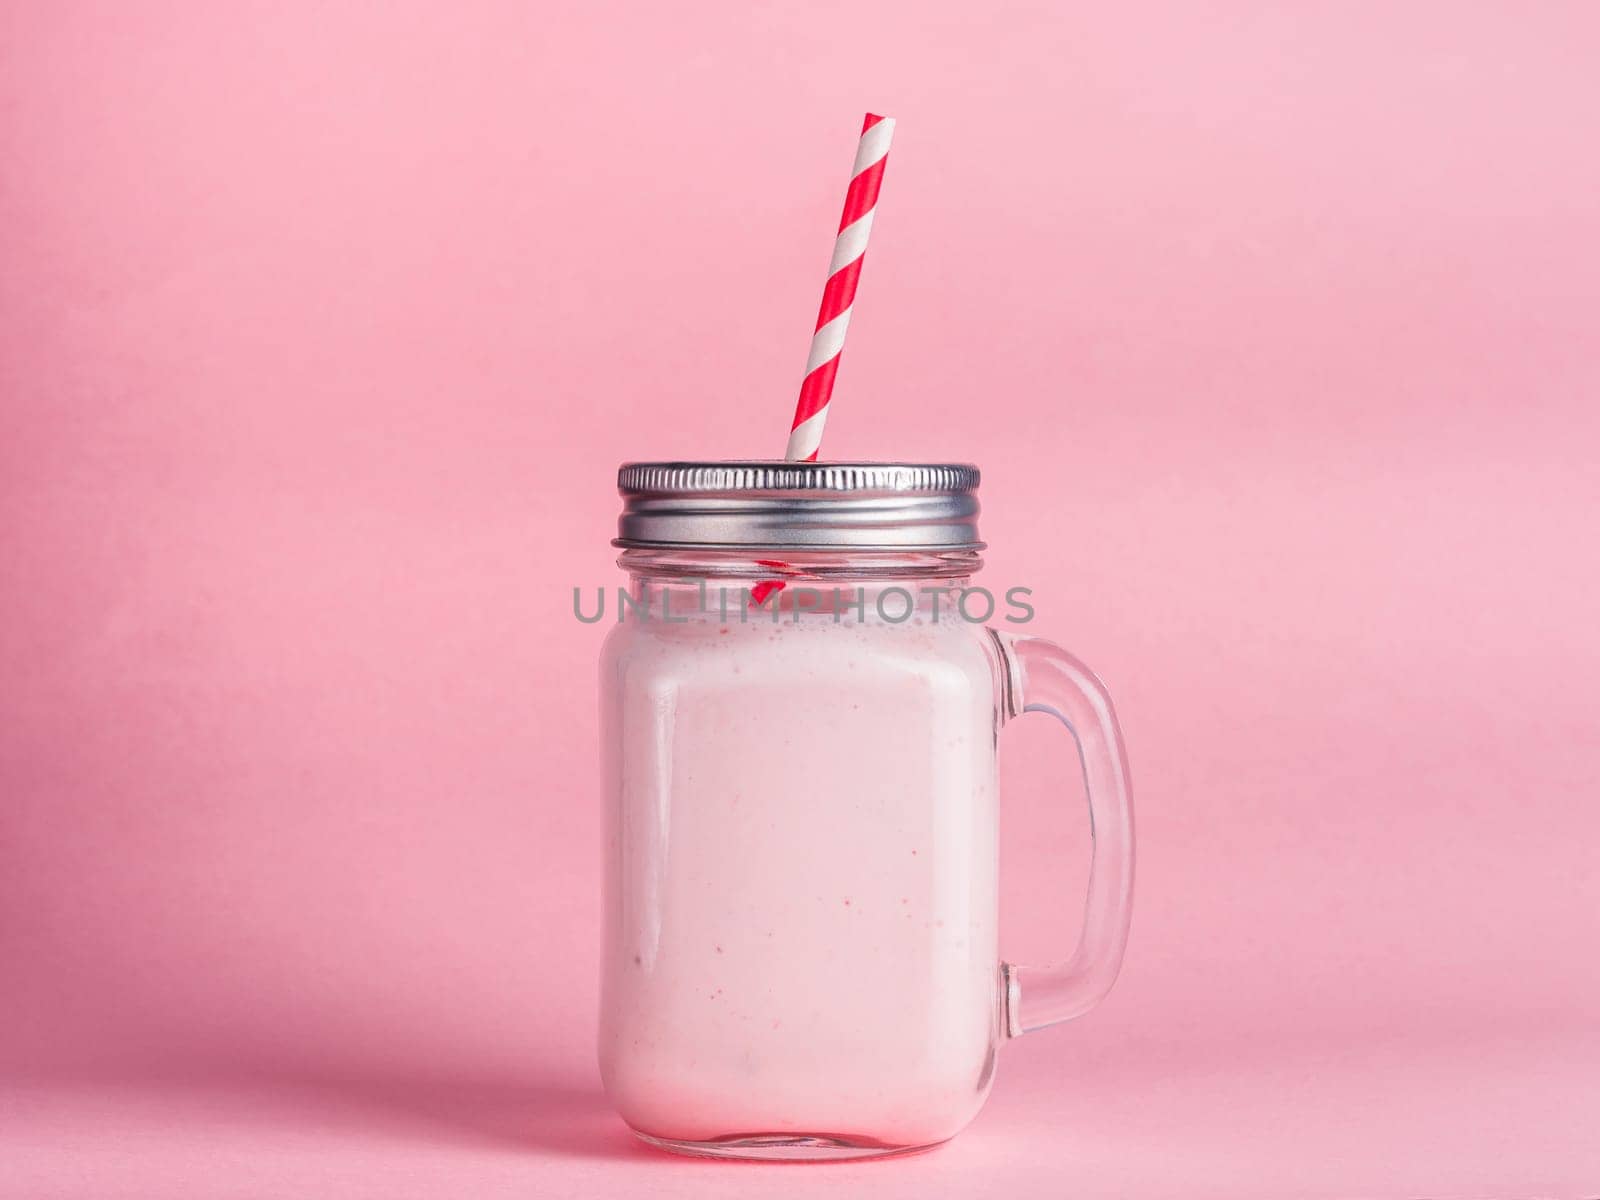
256, 1070, 641, 1160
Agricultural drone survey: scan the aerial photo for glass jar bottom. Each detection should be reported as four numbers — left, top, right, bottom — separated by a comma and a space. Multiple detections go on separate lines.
633, 1129, 949, 1162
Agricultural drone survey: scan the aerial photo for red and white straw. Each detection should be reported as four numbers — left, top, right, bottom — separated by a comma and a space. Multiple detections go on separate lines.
783, 113, 896, 462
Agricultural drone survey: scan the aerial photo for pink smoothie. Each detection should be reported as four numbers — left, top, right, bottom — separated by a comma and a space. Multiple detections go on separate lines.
598, 597, 1002, 1149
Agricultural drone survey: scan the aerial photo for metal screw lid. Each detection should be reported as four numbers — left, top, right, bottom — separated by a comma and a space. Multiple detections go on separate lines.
614, 460, 984, 551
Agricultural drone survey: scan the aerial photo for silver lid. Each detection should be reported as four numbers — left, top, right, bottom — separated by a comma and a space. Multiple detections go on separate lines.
615, 461, 984, 551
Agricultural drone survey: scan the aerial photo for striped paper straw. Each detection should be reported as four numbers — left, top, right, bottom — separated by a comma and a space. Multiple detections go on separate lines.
784, 112, 896, 462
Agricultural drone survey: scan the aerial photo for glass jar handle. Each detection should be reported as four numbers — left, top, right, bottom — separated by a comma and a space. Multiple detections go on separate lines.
991, 630, 1135, 1036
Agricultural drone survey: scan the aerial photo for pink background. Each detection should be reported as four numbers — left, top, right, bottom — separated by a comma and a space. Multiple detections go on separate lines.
3, 2, 1598, 1196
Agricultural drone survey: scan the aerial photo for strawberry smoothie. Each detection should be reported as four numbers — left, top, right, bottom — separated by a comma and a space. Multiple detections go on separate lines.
597, 595, 1002, 1152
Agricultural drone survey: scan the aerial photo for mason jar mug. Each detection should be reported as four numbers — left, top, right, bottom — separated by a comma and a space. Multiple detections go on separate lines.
596, 462, 1134, 1160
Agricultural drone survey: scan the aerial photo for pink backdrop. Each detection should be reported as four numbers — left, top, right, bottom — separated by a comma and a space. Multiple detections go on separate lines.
3, 2, 1598, 1196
